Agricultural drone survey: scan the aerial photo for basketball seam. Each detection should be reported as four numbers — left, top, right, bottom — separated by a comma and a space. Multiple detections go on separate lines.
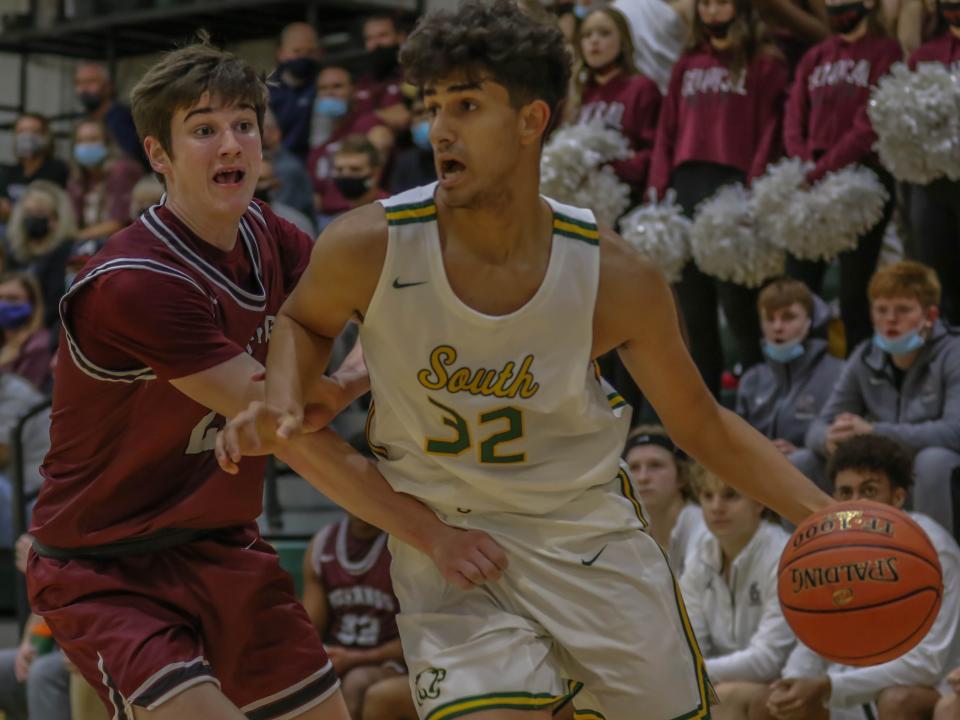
780, 585, 941, 614
787, 594, 941, 662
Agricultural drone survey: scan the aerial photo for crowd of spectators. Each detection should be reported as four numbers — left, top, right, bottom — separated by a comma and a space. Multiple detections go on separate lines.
0, 0, 958, 717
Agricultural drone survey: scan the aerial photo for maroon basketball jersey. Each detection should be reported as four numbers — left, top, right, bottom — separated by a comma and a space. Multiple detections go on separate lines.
31, 200, 311, 548
311, 518, 399, 647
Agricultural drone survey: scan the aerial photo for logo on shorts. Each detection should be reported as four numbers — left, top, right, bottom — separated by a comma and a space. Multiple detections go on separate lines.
415, 668, 447, 706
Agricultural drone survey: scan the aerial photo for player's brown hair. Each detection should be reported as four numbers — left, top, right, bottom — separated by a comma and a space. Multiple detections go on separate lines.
868, 260, 941, 309
334, 134, 383, 169
130, 35, 268, 159
757, 277, 814, 319
399, 0, 571, 130
827, 434, 913, 492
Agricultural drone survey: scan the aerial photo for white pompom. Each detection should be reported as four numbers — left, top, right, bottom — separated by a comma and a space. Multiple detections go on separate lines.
619, 189, 691, 282
540, 120, 633, 224
869, 62, 960, 184
690, 183, 785, 288
788, 166, 889, 261
750, 157, 812, 251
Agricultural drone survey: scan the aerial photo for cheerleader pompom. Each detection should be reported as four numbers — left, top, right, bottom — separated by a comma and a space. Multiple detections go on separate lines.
868, 62, 960, 184
572, 165, 632, 227
786, 165, 889, 261
619, 189, 691, 283
750, 157, 813, 248
690, 183, 785, 288
540, 120, 632, 223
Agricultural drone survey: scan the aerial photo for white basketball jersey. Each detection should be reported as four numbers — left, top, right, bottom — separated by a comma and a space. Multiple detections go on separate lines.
359, 183, 631, 514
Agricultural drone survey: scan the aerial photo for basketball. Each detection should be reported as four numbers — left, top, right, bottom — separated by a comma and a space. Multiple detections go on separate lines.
778, 500, 943, 666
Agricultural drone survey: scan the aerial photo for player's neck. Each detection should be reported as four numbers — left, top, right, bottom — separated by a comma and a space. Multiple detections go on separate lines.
437, 177, 549, 263
164, 196, 240, 252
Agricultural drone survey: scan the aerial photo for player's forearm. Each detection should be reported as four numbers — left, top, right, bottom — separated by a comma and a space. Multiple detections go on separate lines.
276, 429, 450, 558
266, 314, 336, 415
684, 407, 831, 524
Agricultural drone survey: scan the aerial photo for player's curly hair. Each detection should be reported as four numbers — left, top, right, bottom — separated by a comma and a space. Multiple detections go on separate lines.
399, 0, 571, 126
827, 435, 914, 492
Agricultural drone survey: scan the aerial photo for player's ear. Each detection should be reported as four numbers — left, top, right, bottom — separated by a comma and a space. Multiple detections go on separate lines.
891, 486, 907, 509
518, 99, 551, 147
144, 136, 171, 178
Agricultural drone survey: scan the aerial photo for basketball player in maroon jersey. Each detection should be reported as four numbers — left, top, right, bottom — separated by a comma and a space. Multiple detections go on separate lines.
302, 512, 415, 720
25, 42, 505, 720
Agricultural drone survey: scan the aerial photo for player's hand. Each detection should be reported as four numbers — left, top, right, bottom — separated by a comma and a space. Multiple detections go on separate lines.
766, 676, 830, 720
216, 401, 306, 474
14, 641, 36, 682
14, 533, 32, 575
430, 526, 508, 590
772, 439, 798, 455
946, 666, 960, 693
325, 645, 364, 675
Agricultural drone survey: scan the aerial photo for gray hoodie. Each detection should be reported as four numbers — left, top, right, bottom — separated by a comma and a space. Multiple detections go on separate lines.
806, 320, 960, 455
736, 338, 844, 448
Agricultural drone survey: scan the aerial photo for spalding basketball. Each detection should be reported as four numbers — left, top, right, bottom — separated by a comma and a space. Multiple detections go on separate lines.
778, 500, 942, 666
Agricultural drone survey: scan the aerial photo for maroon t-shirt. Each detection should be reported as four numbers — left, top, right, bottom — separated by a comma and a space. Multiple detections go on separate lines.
307, 111, 384, 214
785, 34, 902, 182
353, 68, 405, 118
908, 30, 960, 71
311, 518, 399, 648
576, 71, 662, 188
30, 200, 312, 549
648, 44, 790, 196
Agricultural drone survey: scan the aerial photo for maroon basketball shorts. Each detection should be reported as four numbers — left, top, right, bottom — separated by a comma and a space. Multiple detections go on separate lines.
27, 525, 337, 718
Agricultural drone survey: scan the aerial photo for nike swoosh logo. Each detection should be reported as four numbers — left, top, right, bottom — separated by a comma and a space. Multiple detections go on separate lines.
393, 278, 428, 289
581, 544, 608, 566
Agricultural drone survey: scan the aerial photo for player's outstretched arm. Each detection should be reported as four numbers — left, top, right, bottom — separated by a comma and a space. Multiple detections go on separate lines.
593, 228, 832, 525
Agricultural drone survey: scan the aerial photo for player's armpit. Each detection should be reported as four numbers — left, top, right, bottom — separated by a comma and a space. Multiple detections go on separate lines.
170, 351, 265, 420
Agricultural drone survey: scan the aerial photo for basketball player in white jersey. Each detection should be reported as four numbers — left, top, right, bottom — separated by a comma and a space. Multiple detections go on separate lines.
217, 2, 832, 718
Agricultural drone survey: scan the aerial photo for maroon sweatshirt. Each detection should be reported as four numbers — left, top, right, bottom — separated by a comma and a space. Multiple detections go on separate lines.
785, 34, 901, 182
908, 30, 960, 71
576, 71, 662, 187
648, 44, 789, 197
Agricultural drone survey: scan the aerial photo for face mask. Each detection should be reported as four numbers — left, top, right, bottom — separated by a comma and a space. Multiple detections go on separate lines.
703, 18, 736, 39
573, 5, 591, 19
369, 45, 400, 79
281, 57, 320, 84
73, 142, 108, 167
333, 175, 371, 200
315, 96, 348, 118
763, 339, 805, 364
14, 132, 47, 160
873, 327, 926, 356
23, 215, 50, 240
827, 1, 869, 34
411, 120, 432, 151
77, 91, 103, 113
940, 0, 960, 27
0, 301, 33, 330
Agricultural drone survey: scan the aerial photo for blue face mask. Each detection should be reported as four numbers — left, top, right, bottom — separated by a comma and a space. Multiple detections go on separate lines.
73, 142, 107, 168
873, 328, 926, 356
411, 120, 432, 151
314, 96, 348, 118
573, 4, 590, 18
0, 301, 33, 330
763, 339, 805, 364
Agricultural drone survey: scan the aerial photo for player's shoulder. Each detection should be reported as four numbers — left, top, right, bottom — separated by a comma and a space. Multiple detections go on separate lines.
597, 222, 667, 290
910, 512, 960, 555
